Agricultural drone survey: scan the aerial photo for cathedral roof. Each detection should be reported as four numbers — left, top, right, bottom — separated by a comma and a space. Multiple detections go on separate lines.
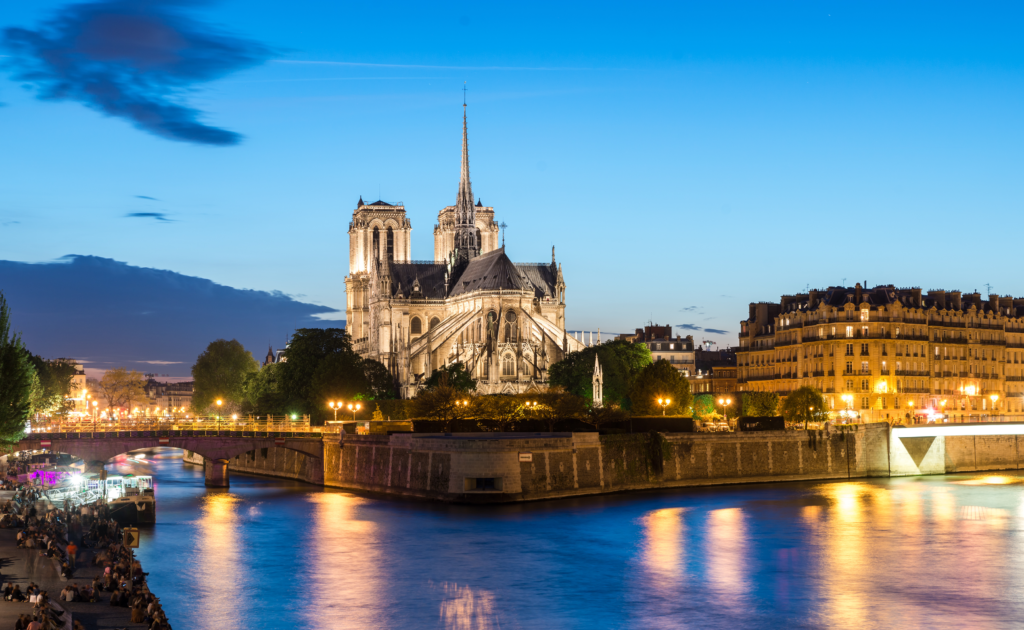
515, 263, 557, 299
386, 262, 448, 299
449, 247, 528, 297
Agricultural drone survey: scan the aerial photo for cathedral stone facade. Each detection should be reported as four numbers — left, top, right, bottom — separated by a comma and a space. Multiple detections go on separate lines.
345, 105, 583, 398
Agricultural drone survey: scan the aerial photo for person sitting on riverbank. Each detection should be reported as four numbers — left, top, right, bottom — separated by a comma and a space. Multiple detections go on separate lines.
9, 584, 25, 602
3, 582, 13, 600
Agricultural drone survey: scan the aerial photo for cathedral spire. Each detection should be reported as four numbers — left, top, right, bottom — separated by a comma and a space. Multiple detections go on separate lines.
453, 92, 479, 264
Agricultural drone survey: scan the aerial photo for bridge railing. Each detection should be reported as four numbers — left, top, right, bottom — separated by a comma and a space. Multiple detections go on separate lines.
27, 417, 347, 435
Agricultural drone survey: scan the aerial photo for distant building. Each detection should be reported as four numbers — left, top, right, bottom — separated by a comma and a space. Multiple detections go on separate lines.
263, 345, 287, 367
736, 284, 1024, 423
143, 379, 194, 413
621, 325, 695, 376
690, 347, 738, 394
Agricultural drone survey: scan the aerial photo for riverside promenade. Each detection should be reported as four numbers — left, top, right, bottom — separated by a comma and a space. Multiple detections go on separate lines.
0, 492, 146, 630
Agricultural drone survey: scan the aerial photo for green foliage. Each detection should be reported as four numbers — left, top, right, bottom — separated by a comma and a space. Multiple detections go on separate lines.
741, 391, 779, 417
0, 292, 31, 443
192, 339, 259, 414
374, 399, 412, 420
362, 358, 397, 400
692, 394, 715, 420
25, 356, 80, 418
411, 373, 474, 431
278, 328, 392, 422
628, 359, 692, 416
243, 362, 290, 416
423, 362, 477, 393
548, 340, 652, 408
96, 367, 146, 415
474, 395, 525, 431
780, 386, 829, 428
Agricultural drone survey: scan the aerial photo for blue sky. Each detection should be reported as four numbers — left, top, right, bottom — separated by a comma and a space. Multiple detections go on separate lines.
2, 1, 1023, 369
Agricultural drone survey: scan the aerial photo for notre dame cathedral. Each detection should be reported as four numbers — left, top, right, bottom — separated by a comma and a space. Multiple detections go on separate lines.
344, 103, 583, 397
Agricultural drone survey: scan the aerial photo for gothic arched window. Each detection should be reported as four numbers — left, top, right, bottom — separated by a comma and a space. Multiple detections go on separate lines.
386, 227, 394, 261
502, 354, 515, 377
429, 317, 440, 331
372, 227, 380, 261
411, 317, 422, 335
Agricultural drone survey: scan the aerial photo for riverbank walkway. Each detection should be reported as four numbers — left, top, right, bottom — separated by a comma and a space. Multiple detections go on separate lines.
0, 492, 146, 630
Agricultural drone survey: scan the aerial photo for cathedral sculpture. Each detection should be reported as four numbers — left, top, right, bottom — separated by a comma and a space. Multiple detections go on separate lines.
344, 103, 583, 397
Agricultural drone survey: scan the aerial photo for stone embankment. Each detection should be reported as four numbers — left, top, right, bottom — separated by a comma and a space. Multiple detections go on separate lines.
224, 423, 900, 502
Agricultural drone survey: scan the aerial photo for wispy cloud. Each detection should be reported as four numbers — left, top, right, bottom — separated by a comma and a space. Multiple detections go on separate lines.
679, 306, 700, 312
2, 220, 20, 226
125, 212, 171, 222
136, 195, 158, 201
705, 328, 728, 335
2, 0, 273, 145
273, 59, 595, 71
137, 360, 183, 365
677, 324, 703, 331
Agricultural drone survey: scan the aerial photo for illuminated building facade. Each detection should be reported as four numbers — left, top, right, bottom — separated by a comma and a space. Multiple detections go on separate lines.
344, 104, 582, 397
736, 284, 1024, 422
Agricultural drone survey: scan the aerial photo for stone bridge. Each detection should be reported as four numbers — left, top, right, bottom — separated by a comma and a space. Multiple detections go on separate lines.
18, 430, 333, 487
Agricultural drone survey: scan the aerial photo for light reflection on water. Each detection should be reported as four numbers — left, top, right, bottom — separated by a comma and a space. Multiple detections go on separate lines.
126, 451, 1024, 630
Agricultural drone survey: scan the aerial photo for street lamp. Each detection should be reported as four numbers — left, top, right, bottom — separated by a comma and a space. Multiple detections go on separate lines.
347, 402, 361, 421
92, 400, 98, 433
990, 394, 999, 419
718, 397, 733, 428
806, 406, 814, 431
657, 398, 671, 416
329, 401, 341, 424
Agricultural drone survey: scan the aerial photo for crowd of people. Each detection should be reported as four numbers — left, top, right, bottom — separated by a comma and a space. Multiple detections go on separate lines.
0, 469, 173, 630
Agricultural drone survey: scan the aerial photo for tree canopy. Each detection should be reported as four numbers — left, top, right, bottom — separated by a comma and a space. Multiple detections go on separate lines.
423, 362, 476, 393
96, 368, 147, 416
192, 339, 259, 414
741, 392, 779, 417
0, 291, 31, 443
780, 386, 829, 428
628, 359, 692, 415
548, 340, 652, 408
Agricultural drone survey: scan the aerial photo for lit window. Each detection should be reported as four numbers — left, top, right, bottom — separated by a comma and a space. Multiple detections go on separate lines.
846, 326, 854, 338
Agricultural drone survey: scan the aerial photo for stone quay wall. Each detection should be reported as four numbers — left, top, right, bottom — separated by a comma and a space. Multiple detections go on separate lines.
305, 423, 889, 502
889, 429, 1024, 476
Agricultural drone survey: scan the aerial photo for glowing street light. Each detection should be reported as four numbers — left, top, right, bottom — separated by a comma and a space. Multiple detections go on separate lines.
718, 397, 733, 426
329, 401, 342, 424
657, 397, 672, 416
347, 402, 361, 421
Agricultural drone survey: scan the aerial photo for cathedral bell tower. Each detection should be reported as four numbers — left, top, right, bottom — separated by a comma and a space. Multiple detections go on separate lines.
453, 101, 479, 265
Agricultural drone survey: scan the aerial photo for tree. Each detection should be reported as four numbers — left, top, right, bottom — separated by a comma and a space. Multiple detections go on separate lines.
192, 339, 259, 414
475, 395, 525, 431
528, 391, 589, 431
628, 359, 692, 416
362, 359, 397, 400
411, 373, 474, 431
781, 386, 829, 429
96, 368, 146, 416
243, 362, 290, 416
25, 355, 80, 418
692, 394, 715, 420
548, 340, 652, 408
741, 392, 779, 417
0, 291, 32, 443
423, 362, 477, 393
278, 328, 368, 422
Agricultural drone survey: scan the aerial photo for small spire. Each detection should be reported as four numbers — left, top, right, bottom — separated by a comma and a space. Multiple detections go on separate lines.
358, 195, 364, 207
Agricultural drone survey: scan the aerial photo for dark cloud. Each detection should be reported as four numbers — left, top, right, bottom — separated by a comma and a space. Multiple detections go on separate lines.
2, 0, 272, 145
679, 306, 699, 312
705, 328, 728, 335
125, 212, 171, 221
0, 255, 340, 376
676, 324, 703, 331
136, 195, 159, 201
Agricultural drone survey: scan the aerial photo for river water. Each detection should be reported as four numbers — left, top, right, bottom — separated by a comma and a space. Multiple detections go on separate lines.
115, 450, 1024, 629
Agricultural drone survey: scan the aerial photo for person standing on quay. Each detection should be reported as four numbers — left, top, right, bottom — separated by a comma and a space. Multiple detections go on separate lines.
66, 540, 78, 572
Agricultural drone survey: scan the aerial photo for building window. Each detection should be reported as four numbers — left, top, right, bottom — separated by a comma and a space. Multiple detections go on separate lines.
846, 326, 854, 338
861, 343, 869, 355
502, 354, 515, 377
386, 226, 394, 261
429, 317, 440, 331
846, 380, 853, 390
846, 344, 854, 356
411, 317, 422, 335
861, 397, 869, 409
846, 361, 853, 373
861, 309, 869, 322
861, 361, 869, 374
861, 379, 869, 391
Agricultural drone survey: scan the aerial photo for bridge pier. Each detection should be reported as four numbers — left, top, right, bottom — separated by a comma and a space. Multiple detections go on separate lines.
204, 458, 230, 487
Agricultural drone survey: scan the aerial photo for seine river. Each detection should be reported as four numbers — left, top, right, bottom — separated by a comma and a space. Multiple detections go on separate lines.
117, 450, 1024, 629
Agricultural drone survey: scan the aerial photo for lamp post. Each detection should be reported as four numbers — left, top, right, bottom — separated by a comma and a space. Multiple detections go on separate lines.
718, 397, 733, 429
347, 403, 361, 421
990, 394, 999, 421
329, 401, 341, 424
908, 399, 914, 424
216, 399, 223, 431
92, 400, 98, 433
657, 398, 671, 417
806, 406, 814, 431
